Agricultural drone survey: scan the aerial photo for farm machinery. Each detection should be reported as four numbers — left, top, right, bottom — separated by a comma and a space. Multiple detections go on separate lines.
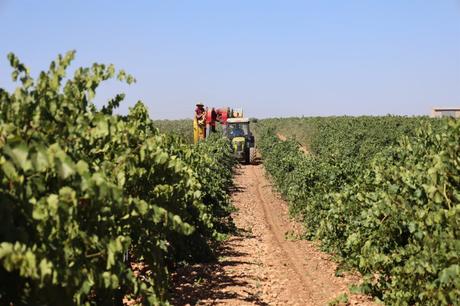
194, 103, 256, 164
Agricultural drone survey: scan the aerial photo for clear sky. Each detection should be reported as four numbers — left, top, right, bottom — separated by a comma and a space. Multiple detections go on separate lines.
1, 1, 459, 119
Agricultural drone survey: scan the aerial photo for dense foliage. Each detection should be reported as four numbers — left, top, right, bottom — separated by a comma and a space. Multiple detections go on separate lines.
0, 52, 235, 305
152, 119, 193, 144
257, 117, 459, 305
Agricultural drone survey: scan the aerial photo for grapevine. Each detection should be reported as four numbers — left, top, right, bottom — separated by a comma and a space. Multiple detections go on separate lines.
0, 52, 235, 305
256, 116, 459, 305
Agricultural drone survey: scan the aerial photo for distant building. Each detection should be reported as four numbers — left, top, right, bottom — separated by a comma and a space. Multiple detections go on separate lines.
431, 108, 460, 118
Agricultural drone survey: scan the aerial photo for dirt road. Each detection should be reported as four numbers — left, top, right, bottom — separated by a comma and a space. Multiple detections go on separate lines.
171, 164, 373, 305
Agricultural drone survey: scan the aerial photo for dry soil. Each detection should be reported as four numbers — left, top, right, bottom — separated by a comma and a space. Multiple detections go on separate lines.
171, 164, 374, 306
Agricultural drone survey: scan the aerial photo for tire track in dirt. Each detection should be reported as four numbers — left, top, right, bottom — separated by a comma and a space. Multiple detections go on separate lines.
171, 164, 374, 305
252, 166, 330, 303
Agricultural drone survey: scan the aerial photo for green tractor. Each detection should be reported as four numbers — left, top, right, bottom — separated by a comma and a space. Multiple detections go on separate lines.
226, 118, 256, 164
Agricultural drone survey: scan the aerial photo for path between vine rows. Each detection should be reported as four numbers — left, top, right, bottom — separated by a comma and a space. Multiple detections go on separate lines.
171, 164, 374, 305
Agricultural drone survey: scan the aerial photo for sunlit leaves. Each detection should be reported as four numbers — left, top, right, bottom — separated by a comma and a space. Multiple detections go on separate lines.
257, 117, 459, 305
0, 51, 234, 305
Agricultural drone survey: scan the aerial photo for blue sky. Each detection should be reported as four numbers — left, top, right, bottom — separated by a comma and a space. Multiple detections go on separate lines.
0, 1, 459, 119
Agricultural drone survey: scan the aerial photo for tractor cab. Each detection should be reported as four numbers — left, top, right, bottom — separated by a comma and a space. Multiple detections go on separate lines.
227, 121, 249, 138
193, 104, 256, 164
226, 118, 255, 164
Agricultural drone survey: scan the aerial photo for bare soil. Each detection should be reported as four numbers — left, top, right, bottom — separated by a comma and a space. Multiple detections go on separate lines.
170, 164, 374, 306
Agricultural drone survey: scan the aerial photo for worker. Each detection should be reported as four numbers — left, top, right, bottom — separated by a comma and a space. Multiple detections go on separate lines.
230, 124, 244, 137
210, 107, 217, 133
195, 103, 205, 122
194, 102, 206, 143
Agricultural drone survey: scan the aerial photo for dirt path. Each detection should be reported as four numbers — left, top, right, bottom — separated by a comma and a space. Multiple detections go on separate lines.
171, 164, 373, 305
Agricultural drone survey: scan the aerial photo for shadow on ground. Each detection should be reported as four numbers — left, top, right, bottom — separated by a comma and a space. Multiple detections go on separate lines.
169, 234, 267, 305
240, 157, 263, 166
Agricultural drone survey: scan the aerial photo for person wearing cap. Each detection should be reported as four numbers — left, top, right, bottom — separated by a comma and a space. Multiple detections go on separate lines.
195, 103, 205, 119
194, 103, 206, 143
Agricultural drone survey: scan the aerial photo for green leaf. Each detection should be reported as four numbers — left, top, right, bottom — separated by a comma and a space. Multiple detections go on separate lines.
1, 160, 18, 180
5, 143, 31, 171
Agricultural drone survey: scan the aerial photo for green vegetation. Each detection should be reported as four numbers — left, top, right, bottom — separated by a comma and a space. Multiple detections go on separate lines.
0, 52, 235, 305
152, 119, 193, 144
2, 49, 458, 306
257, 116, 459, 305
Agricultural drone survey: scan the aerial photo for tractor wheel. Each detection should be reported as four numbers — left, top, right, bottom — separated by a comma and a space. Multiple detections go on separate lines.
245, 149, 250, 164
249, 147, 256, 164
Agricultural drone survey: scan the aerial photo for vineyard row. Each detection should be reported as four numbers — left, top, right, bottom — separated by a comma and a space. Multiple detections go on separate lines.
0, 52, 235, 305
256, 116, 459, 305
